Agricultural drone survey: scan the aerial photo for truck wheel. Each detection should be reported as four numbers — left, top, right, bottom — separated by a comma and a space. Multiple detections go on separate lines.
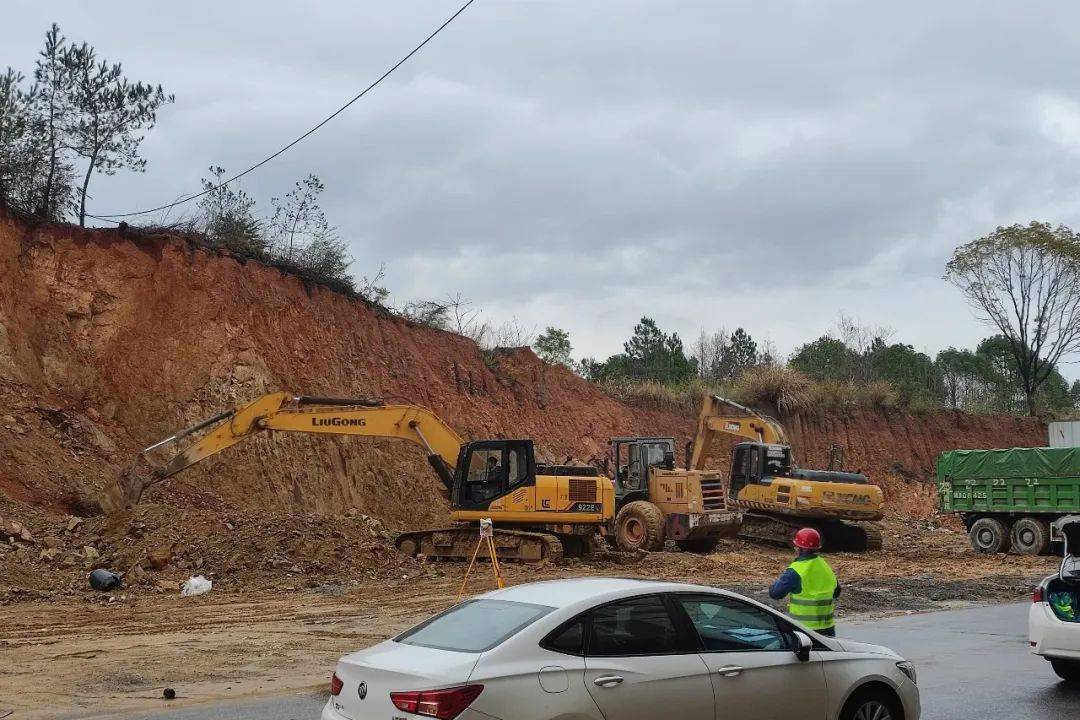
1011, 517, 1051, 555
675, 536, 720, 554
615, 501, 666, 552
969, 517, 1011, 554
1051, 659, 1080, 684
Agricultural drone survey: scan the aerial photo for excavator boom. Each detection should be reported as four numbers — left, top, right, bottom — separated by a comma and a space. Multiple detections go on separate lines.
104, 391, 612, 563
689, 395, 788, 470
121, 392, 465, 505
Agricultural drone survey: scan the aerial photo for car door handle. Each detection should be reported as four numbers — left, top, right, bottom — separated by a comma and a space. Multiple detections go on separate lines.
593, 675, 624, 688
716, 665, 744, 677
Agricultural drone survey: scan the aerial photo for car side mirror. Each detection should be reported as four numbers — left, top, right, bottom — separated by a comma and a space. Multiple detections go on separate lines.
792, 631, 813, 662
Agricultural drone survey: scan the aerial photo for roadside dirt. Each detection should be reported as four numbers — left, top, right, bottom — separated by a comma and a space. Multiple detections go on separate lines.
0, 519, 1054, 720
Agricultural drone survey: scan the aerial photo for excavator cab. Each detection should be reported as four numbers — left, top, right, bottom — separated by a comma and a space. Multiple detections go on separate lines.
610, 436, 676, 501
730, 442, 794, 496
453, 440, 535, 508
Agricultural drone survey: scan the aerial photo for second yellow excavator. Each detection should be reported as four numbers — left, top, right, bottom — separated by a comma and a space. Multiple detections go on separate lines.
687, 395, 885, 552
107, 392, 614, 562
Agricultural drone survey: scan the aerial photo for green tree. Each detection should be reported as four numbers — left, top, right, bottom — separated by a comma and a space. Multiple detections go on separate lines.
935, 347, 996, 410
946, 222, 1080, 415
975, 335, 1073, 413
789, 336, 860, 381
197, 166, 264, 254
295, 233, 353, 293
534, 327, 573, 367
867, 341, 937, 402
0, 68, 37, 209
622, 317, 696, 382
63, 39, 173, 226
30, 23, 76, 219
724, 327, 758, 378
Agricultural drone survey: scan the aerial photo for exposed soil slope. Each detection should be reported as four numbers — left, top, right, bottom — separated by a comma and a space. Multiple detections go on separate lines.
0, 208, 1048, 598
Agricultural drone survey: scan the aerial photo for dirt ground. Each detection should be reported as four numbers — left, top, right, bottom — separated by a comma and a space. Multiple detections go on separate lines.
0, 518, 1056, 720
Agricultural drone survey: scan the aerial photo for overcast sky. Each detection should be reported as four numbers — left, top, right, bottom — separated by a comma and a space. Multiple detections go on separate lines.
6, 1, 1080, 373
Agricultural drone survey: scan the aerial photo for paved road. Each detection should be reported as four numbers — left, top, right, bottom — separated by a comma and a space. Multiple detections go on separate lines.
82, 602, 1079, 720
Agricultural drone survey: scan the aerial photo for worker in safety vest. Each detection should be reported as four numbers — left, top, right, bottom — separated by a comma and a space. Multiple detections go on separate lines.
768, 527, 841, 636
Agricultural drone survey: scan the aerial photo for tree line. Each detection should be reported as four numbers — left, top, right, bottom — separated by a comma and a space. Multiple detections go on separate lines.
539, 222, 1080, 417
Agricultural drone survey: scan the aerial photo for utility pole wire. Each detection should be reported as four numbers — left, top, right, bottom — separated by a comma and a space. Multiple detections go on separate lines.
86, 0, 477, 222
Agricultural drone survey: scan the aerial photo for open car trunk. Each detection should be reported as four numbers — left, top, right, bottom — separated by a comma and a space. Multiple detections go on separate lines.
1050, 516, 1080, 622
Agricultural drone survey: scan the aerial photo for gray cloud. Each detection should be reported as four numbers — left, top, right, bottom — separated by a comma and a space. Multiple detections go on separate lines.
6, 1, 1080, 372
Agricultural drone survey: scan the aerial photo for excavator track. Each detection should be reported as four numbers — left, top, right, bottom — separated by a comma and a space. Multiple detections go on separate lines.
395, 528, 565, 563
737, 512, 884, 553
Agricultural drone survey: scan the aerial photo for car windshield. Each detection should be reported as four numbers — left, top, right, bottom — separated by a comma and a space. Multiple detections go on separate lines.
396, 599, 554, 653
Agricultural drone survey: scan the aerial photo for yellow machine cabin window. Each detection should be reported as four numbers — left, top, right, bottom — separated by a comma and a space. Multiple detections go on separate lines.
462, 444, 529, 505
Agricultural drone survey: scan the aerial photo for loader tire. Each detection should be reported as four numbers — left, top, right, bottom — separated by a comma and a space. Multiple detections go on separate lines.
615, 501, 666, 552
969, 517, 1011, 554
1011, 517, 1051, 555
675, 536, 720, 554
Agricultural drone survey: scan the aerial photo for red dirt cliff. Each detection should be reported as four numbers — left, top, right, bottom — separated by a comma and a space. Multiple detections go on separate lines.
0, 209, 1048, 527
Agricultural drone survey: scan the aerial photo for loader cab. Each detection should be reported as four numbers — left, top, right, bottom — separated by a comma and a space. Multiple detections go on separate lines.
609, 437, 676, 502
452, 439, 536, 509
730, 442, 793, 495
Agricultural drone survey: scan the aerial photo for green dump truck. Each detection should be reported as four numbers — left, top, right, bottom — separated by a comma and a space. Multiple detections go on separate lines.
938, 447, 1080, 555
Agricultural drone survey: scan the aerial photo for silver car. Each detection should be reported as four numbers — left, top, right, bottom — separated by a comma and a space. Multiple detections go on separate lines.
324, 577, 919, 720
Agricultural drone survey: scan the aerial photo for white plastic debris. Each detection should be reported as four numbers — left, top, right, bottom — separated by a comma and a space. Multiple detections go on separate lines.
180, 575, 212, 597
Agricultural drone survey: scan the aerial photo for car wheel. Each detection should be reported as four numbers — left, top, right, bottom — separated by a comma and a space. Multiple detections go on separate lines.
615, 501, 665, 552
840, 688, 901, 720
1011, 517, 1051, 555
1051, 659, 1080, 684
969, 517, 1011, 554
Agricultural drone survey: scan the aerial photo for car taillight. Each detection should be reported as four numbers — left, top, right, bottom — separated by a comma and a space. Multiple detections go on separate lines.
1033, 586, 1045, 603
330, 672, 343, 696
391, 685, 484, 719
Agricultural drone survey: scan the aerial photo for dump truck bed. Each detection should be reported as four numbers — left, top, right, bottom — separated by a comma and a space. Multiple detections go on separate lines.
938, 447, 1080, 514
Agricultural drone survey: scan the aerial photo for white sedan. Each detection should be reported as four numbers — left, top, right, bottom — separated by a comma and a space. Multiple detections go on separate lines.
1029, 515, 1080, 683
323, 577, 919, 720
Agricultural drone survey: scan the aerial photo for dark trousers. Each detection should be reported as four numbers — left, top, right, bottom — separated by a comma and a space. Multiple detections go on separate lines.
817, 626, 836, 637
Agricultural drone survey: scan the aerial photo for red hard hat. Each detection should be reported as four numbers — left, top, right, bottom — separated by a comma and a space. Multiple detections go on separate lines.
793, 527, 822, 551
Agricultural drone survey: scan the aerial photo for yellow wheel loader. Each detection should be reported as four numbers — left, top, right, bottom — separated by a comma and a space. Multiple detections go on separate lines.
106, 392, 614, 562
688, 396, 885, 552
605, 436, 742, 553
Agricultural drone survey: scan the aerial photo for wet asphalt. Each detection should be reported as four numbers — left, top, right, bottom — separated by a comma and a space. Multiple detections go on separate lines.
73, 601, 1079, 720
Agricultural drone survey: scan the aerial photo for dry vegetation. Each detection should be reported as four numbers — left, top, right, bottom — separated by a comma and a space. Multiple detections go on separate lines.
601, 365, 941, 416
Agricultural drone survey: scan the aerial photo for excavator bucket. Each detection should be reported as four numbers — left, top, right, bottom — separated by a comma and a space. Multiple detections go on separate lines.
97, 458, 157, 514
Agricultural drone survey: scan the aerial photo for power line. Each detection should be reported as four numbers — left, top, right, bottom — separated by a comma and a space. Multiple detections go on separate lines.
86, 0, 476, 222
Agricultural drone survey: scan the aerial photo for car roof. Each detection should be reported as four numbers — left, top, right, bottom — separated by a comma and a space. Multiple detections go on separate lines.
479, 577, 727, 609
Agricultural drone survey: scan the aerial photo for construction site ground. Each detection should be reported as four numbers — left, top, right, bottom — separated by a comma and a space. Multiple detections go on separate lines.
0, 517, 1056, 720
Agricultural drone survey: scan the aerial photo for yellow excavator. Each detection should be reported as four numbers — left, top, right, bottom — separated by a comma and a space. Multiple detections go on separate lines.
687, 395, 885, 552
106, 392, 614, 562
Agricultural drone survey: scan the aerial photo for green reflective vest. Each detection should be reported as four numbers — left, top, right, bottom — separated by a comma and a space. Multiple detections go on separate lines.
788, 555, 837, 631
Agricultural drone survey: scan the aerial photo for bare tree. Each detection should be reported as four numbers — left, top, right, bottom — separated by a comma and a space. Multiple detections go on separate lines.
835, 313, 893, 381
268, 174, 328, 264
945, 222, 1080, 415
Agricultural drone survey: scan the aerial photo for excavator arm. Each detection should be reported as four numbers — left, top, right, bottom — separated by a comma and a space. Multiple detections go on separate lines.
110, 392, 465, 508
688, 395, 788, 471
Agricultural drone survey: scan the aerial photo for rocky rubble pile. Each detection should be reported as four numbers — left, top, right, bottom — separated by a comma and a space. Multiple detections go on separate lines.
0, 499, 417, 603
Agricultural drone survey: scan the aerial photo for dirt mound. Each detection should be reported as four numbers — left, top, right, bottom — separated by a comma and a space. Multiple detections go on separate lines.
0, 496, 417, 601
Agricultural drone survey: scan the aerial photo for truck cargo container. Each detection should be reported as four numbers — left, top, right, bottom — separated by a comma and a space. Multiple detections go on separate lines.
937, 447, 1080, 555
